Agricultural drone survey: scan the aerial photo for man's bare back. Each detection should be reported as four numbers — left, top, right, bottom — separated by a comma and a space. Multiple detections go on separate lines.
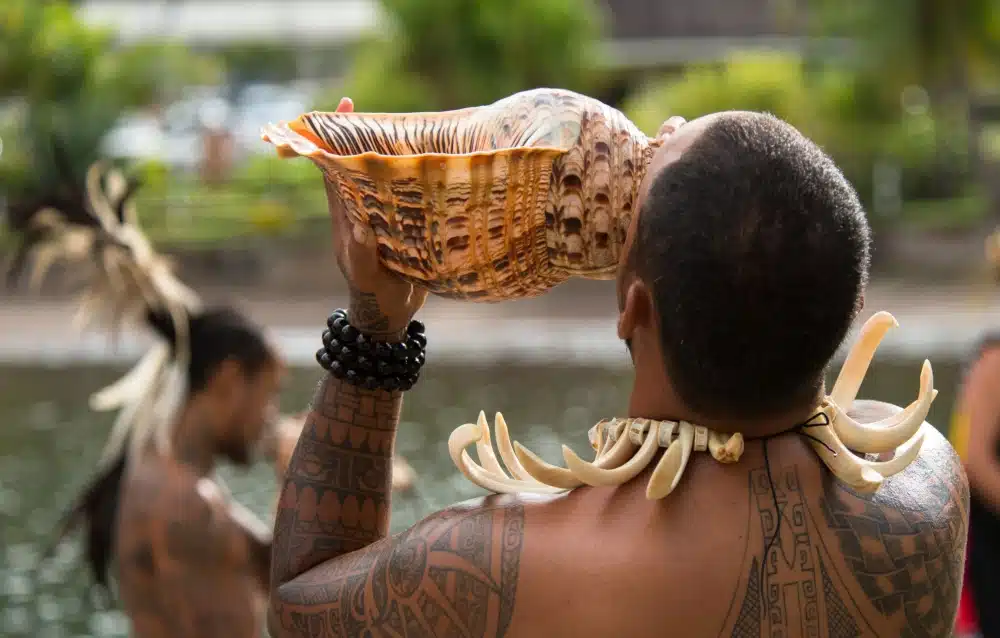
116, 455, 271, 638
271, 400, 967, 637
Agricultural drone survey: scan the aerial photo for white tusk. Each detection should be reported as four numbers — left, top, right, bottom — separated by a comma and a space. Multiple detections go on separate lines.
864, 428, 927, 478
831, 360, 936, 453
830, 311, 898, 409
805, 424, 885, 493
448, 423, 563, 494
474, 411, 507, 476
563, 422, 660, 487
646, 422, 696, 499
513, 443, 585, 489
493, 412, 546, 483
708, 431, 744, 463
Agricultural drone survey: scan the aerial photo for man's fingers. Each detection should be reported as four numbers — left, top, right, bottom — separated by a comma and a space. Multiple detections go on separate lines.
352, 222, 377, 249
336, 97, 354, 113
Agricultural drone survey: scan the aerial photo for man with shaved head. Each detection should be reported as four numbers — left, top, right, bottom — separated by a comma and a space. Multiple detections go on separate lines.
268, 101, 969, 638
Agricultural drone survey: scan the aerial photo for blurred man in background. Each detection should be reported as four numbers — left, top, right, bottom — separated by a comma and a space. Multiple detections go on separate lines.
8, 157, 305, 637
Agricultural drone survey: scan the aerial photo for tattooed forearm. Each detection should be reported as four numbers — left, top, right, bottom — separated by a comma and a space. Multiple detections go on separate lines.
348, 286, 396, 338
271, 376, 401, 584
272, 503, 525, 638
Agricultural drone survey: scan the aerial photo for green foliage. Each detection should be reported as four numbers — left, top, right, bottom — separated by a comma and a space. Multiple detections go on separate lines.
0, 0, 224, 203
811, 0, 1000, 93
622, 52, 960, 218
129, 156, 330, 245
323, 0, 606, 112
218, 41, 300, 85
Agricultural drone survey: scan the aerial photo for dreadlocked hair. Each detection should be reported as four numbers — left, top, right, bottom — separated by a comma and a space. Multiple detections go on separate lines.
7, 151, 270, 597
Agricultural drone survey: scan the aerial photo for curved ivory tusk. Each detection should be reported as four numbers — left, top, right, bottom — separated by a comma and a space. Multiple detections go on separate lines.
492, 412, 546, 483
595, 424, 640, 468
830, 311, 898, 409
563, 422, 660, 487
831, 360, 937, 453
513, 443, 585, 489
511, 418, 640, 490
449, 423, 563, 494
810, 414, 927, 492
473, 411, 507, 477
805, 425, 885, 492
596, 422, 618, 460
708, 431, 744, 463
863, 427, 927, 478
646, 422, 696, 499
462, 450, 564, 493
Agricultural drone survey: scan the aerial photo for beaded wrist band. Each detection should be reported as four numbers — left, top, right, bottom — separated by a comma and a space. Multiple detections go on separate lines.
316, 309, 426, 392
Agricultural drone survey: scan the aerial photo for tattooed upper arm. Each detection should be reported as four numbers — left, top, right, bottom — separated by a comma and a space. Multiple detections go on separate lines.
820, 433, 969, 637
271, 501, 526, 638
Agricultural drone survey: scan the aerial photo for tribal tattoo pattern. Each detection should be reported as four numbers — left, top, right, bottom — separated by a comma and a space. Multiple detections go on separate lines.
723, 438, 968, 638
270, 374, 525, 638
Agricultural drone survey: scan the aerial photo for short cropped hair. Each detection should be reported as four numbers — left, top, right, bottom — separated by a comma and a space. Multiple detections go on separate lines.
630, 112, 870, 420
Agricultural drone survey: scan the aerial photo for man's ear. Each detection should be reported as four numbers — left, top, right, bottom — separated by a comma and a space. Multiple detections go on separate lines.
618, 278, 652, 341
207, 358, 243, 404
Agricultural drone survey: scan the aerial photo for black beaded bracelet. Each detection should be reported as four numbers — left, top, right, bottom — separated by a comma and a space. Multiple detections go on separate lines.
315, 309, 426, 392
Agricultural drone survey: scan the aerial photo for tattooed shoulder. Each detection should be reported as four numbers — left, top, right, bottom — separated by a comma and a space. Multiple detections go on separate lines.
273, 500, 526, 637
723, 430, 969, 638
820, 432, 968, 637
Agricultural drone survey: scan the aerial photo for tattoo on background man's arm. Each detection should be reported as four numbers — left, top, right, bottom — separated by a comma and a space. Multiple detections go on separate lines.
273, 503, 525, 637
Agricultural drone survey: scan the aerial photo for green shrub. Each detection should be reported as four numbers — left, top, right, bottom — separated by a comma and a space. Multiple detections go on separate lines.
622, 51, 972, 224
320, 0, 606, 113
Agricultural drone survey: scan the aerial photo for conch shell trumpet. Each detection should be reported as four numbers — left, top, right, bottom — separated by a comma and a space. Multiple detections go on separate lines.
448, 311, 934, 497
261, 89, 660, 301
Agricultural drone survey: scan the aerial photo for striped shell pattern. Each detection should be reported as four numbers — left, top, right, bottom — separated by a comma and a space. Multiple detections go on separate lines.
262, 88, 658, 301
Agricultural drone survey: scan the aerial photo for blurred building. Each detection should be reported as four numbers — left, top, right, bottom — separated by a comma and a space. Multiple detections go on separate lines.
78, 0, 829, 78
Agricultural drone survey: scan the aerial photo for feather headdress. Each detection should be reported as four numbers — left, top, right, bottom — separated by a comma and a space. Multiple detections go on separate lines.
6, 147, 202, 468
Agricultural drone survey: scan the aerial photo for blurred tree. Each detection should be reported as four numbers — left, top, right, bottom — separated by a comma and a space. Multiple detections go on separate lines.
622, 52, 947, 217
812, 0, 1000, 200
0, 0, 224, 208
321, 0, 606, 112
813, 0, 1000, 96
218, 42, 301, 87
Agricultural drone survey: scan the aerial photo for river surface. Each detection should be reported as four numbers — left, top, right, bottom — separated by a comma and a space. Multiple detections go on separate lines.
0, 359, 964, 637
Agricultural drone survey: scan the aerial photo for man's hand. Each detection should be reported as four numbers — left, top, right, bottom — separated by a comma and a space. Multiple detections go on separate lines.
325, 97, 428, 340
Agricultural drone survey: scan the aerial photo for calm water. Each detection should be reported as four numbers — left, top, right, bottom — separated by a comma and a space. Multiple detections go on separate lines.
0, 359, 965, 637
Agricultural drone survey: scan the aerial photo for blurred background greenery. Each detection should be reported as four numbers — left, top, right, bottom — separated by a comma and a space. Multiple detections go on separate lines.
2, 0, 999, 253
2, 3, 999, 635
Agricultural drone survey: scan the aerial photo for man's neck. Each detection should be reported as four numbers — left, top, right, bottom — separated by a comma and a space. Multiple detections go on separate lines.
169, 401, 218, 476
628, 380, 824, 440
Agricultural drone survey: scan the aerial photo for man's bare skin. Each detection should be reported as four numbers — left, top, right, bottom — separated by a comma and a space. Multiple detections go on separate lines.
114, 354, 290, 638
268, 380, 967, 638
268, 100, 970, 637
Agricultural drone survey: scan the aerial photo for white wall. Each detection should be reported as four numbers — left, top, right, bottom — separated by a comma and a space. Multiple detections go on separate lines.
76, 0, 381, 46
